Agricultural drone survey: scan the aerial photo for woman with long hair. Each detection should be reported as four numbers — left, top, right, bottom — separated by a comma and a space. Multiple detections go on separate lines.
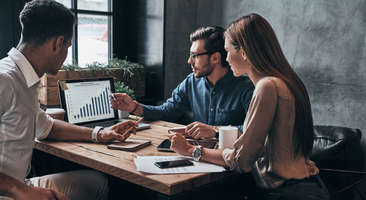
169, 13, 329, 199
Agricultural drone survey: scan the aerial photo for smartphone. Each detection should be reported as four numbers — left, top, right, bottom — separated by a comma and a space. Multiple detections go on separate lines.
156, 139, 173, 152
156, 139, 217, 152
154, 159, 194, 168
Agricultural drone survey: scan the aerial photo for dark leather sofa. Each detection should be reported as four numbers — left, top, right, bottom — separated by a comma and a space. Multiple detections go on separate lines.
311, 125, 364, 200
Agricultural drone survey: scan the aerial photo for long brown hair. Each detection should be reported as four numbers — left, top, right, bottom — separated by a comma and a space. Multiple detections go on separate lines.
225, 13, 314, 159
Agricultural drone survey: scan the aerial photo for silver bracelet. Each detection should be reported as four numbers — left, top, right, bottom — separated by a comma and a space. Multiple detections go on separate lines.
92, 126, 104, 143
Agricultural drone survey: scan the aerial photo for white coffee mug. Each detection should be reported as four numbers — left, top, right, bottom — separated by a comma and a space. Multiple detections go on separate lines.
45, 108, 65, 121
219, 126, 238, 149
118, 110, 130, 119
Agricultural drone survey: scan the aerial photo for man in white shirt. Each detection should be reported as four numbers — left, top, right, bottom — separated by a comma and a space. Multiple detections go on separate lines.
0, 1, 138, 200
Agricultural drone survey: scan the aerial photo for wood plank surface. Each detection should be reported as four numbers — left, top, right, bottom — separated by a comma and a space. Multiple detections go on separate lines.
33, 117, 239, 196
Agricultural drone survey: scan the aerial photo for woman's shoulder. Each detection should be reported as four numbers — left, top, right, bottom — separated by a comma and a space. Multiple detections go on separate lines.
257, 77, 292, 98
258, 76, 287, 88
256, 77, 279, 90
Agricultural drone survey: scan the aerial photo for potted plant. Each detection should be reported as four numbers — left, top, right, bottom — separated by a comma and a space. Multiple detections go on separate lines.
114, 81, 135, 118
38, 57, 145, 107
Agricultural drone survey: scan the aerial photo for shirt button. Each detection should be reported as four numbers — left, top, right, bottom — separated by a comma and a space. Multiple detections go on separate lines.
210, 108, 213, 111
212, 91, 215, 94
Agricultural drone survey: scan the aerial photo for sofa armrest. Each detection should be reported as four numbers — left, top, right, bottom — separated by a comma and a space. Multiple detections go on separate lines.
311, 125, 364, 200
311, 125, 363, 170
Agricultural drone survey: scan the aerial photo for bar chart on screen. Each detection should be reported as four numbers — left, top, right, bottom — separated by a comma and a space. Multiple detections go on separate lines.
64, 80, 115, 124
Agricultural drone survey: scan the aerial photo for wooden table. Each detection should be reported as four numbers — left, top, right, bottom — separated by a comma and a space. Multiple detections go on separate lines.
34, 118, 255, 200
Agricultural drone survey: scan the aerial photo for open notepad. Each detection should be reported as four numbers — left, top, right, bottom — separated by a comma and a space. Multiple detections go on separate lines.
107, 138, 151, 152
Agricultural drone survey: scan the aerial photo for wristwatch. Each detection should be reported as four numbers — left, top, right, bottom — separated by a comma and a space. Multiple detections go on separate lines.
213, 126, 220, 139
192, 145, 203, 161
92, 126, 104, 143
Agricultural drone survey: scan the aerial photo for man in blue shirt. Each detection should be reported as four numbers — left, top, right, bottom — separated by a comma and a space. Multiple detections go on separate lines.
111, 26, 254, 139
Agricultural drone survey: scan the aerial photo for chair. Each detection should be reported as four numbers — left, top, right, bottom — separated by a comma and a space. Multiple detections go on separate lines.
311, 125, 365, 200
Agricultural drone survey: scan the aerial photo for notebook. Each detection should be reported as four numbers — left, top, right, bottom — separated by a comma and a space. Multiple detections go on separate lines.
168, 127, 193, 138
107, 138, 151, 151
57, 77, 150, 130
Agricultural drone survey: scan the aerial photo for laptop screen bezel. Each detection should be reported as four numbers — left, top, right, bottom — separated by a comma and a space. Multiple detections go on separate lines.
57, 77, 119, 126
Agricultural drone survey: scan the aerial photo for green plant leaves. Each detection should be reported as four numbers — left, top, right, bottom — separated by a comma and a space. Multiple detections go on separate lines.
60, 57, 145, 85
114, 81, 136, 100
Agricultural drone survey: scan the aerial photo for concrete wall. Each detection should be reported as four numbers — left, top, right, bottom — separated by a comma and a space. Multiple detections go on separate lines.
164, 0, 366, 169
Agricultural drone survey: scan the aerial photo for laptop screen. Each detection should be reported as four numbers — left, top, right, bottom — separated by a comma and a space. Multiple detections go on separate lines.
58, 78, 118, 125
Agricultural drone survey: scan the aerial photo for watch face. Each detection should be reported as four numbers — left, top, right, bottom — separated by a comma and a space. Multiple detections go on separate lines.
193, 146, 202, 158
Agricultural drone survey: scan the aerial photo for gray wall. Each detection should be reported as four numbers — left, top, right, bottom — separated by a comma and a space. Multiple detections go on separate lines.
164, 0, 366, 168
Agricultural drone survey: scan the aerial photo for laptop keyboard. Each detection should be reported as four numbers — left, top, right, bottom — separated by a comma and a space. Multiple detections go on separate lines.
84, 120, 120, 128
83, 119, 150, 130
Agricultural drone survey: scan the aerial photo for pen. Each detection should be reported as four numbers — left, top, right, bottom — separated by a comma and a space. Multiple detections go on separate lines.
122, 117, 144, 137
108, 87, 116, 100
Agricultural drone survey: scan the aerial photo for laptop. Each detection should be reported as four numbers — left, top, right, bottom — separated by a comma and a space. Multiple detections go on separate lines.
57, 77, 150, 130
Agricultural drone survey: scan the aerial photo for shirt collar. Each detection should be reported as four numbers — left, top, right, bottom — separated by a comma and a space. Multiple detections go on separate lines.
8, 48, 40, 88
204, 68, 235, 87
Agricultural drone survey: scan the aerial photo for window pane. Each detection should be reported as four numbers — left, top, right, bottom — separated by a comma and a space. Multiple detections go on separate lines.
56, 0, 71, 8
64, 47, 73, 65
77, 0, 109, 12
77, 14, 109, 67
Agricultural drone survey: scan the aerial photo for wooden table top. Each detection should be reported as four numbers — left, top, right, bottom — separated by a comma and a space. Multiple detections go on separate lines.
34, 117, 239, 196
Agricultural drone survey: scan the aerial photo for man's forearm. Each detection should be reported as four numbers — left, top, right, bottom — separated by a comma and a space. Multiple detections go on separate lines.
45, 119, 92, 141
0, 172, 27, 198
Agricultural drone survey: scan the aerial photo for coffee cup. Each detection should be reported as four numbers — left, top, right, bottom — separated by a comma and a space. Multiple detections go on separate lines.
219, 126, 238, 149
45, 108, 65, 121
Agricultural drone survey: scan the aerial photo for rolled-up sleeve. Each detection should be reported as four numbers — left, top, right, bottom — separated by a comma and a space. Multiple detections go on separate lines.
143, 79, 191, 122
222, 79, 278, 173
35, 107, 54, 140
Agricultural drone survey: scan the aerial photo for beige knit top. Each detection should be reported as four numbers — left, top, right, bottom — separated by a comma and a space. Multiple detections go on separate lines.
222, 77, 319, 189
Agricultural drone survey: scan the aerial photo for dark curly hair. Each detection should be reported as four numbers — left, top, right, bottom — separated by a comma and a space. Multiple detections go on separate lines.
19, 0, 76, 48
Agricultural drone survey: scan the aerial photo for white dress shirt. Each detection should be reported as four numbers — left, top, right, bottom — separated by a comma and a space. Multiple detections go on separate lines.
0, 48, 54, 183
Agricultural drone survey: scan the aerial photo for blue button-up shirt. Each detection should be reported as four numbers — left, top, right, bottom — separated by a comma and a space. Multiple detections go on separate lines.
143, 69, 254, 132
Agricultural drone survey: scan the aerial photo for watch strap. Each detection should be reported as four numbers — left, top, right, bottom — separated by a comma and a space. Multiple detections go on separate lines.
92, 126, 104, 143
131, 101, 139, 113
213, 126, 220, 139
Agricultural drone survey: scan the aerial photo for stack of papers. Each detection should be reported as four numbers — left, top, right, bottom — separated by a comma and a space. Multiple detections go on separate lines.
134, 156, 226, 174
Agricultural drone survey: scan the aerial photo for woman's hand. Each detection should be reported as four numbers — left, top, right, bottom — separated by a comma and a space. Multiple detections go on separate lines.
168, 133, 195, 156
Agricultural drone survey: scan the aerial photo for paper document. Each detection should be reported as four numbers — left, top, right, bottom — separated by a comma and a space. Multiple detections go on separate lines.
134, 156, 226, 174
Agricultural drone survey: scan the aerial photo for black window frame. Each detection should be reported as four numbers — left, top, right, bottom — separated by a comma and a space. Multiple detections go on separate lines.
68, 0, 112, 65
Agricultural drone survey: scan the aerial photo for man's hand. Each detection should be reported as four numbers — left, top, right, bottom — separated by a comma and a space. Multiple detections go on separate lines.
168, 133, 195, 156
0, 172, 69, 200
14, 186, 69, 200
99, 120, 138, 142
186, 122, 215, 139
109, 93, 135, 112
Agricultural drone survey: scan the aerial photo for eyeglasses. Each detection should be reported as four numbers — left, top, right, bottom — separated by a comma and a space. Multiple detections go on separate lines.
189, 52, 211, 59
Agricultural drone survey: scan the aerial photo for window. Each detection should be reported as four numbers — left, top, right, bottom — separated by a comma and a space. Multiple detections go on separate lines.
57, 0, 112, 67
